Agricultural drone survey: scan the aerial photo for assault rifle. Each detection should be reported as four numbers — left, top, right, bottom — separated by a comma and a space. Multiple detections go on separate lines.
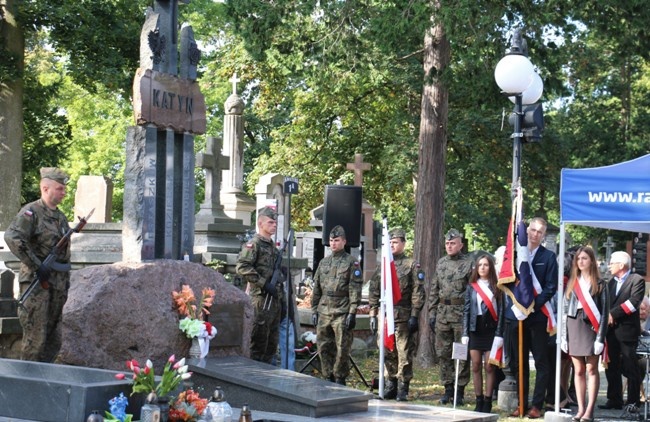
18, 208, 95, 308
263, 229, 294, 311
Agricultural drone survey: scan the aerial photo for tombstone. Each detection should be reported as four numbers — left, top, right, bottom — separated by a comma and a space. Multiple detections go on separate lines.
74, 175, 113, 223
193, 136, 252, 270
346, 154, 377, 281
123, 0, 205, 262
220, 72, 256, 225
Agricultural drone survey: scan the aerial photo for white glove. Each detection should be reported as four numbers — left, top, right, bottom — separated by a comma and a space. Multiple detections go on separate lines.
561, 338, 568, 354
593, 341, 604, 355
492, 336, 504, 348
461, 336, 469, 345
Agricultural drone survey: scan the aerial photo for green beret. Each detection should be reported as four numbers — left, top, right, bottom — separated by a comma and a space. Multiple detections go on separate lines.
258, 206, 277, 220
389, 228, 406, 240
40, 167, 69, 185
445, 228, 462, 241
329, 225, 346, 239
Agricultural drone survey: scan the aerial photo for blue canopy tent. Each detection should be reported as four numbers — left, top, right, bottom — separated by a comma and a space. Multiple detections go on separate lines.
552, 153, 650, 412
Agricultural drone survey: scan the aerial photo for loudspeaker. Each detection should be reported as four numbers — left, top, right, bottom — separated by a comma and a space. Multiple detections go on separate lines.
323, 185, 362, 247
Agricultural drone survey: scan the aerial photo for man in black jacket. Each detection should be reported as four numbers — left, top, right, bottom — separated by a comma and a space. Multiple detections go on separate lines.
599, 251, 646, 412
504, 217, 558, 419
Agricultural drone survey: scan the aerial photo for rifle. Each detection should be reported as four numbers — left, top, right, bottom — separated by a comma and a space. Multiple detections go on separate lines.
18, 208, 95, 308
263, 229, 294, 311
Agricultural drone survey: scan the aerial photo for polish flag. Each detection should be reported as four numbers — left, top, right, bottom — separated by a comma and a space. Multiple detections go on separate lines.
381, 219, 402, 351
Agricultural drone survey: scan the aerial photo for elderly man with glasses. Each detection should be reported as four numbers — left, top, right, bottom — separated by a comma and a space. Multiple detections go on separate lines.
599, 251, 646, 413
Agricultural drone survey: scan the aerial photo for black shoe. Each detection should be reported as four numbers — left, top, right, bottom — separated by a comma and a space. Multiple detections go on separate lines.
597, 401, 623, 410
396, 381, 409, 402
440, 385, 454, 405
383, 378, 397, 400
335, 377, 346, 386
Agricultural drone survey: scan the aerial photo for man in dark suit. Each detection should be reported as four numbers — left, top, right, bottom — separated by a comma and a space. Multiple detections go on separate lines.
505, 217, 558, 419
599, 251, 646, 412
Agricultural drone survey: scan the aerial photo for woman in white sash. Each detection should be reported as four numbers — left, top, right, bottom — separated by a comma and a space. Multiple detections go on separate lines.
462, 254, 504, 413
562, 247, 609, 422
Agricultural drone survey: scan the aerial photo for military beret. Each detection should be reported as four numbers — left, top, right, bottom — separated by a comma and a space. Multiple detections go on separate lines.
329, 225, 346, 239
258, 206, 277, 220
40, 167, 69, 185
445, 228, 462, 241
389, 228, 406, 240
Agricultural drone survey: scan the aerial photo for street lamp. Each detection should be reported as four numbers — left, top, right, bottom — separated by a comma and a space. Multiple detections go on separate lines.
493, 29, 545, 415
494, 28, 544, 197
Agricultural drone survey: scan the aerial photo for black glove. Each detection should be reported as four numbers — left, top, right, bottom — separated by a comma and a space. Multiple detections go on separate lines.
408, 316, 419, 334
345, 313, 356, 331
36, 264, 51, 281
429, 315, 436, 332
263, 281, 277, 297
311, 313, 318, 327
369, 316, 378, 335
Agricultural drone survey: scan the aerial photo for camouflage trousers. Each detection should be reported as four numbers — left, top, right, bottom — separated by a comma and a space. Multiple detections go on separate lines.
17, 281, 68, 362
435, 320, 470, 387
316, 313, 353, 380
379, 320, 417, 382
250, 293, 282, 364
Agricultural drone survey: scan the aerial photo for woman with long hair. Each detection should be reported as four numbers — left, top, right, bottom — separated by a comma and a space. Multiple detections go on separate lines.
462, 254, 505, 413
562, 247, 609, 422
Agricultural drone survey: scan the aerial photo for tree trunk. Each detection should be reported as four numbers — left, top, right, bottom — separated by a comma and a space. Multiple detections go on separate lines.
414, 6, 450, 369
0, 0, 24, 230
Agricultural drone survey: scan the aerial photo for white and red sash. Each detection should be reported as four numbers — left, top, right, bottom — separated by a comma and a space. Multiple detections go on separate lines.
471, 281, 498, 322
573, 276, 609, 366
531, 269, 557, 335
489, 336, 504, 367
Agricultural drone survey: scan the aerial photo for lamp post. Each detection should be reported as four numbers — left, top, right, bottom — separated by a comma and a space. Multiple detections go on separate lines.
493, 28, 544, 415
494, 28, 544, 197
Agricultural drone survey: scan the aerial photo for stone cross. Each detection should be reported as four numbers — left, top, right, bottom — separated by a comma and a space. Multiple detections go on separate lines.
230, 72, 240, 95
197, 136, 230, 209
346, 153, 371, 186
603, 236, 616, 265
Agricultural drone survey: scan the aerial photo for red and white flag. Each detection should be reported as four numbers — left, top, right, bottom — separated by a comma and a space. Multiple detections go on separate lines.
381, 219, 402, 351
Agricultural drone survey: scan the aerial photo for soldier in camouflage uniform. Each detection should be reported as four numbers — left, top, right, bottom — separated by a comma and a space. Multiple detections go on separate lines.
428, 228, 473, 404
368, 228, 425, 401
236, 207, 283, 364
4, 168, 71, 362
311, 225, 363, 385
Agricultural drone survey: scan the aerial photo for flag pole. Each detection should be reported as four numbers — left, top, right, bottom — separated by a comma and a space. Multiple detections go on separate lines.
519, 320, 524, 416
378, 219, 388, 398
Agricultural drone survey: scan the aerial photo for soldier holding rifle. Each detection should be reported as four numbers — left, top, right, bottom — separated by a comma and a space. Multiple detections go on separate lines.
5, 168, 72, 362
236, 207, 283, 363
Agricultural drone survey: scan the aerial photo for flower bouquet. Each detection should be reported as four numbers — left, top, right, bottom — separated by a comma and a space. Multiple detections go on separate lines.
169, 389, 208, 422
121, 355, 191, 397
172, 284, 217, 358
295, 331, 318, 359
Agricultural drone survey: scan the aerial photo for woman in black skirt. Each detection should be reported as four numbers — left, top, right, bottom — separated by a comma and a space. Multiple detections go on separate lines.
562, 246, 609, 422
462, 254, 504, 413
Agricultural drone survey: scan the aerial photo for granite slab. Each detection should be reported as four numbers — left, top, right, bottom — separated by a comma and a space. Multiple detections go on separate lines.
0, 358, 142, 421
189, 356, 373, 418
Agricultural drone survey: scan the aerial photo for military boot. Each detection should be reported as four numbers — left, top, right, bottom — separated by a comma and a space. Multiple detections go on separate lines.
474, 395, 484, 412
456, 386, 465, 406
396, 381, 410, 402
383, 378, 398, 400
440, 385, 454, 405
335, 377, 346, 386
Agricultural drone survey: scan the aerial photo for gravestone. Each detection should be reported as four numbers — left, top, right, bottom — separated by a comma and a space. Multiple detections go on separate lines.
74, 175, 113, 223
346, 154, 377, 281
220, 73, 256, 225
193, 136, 252, 270
123, 0, 205, 262
189, 356, 373, 417
0, 358, 143, 421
